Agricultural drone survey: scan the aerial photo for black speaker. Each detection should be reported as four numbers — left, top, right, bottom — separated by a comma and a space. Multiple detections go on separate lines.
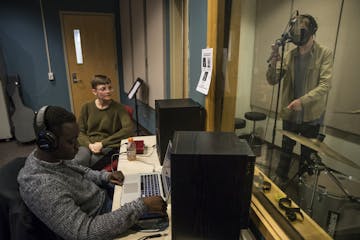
171, 131, 255, 240
155, 98, 205, 165
35, 106, 58, 152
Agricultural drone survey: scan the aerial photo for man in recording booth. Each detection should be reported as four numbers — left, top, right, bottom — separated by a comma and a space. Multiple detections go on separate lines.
266, 14, 333, 183
17, 106, 166, 240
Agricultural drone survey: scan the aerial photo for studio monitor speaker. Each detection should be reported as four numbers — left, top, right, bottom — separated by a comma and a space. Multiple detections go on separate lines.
171, 131, 255, 240
155, 98, 205, 165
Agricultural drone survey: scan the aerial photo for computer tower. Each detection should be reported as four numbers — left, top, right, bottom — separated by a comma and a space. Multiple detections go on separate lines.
171, 131, 255, 240
155, 98, 205, 165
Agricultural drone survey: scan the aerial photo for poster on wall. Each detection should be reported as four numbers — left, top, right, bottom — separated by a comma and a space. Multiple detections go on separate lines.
196, 48, 213, 95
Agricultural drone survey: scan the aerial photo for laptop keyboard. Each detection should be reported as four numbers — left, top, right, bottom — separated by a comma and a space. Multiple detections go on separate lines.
141, 174, 161, 197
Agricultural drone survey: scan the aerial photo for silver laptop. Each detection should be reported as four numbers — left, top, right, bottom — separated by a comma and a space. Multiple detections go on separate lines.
120, 141, 172, 206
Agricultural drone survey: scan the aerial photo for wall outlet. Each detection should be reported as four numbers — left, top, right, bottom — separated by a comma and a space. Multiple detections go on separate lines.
48, 72, 54, 80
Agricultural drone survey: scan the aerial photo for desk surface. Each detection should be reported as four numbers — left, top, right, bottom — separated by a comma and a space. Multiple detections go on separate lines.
112, 136, 171, 240
112, 135, 331, 240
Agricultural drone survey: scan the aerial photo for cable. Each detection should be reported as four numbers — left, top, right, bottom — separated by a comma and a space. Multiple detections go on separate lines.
142, 144, 156, 157
110, 152, 126, 173
115, 144, 157, 172
135, 159, 156, 172
264, 84, 276, 141
138, 233, 168, 240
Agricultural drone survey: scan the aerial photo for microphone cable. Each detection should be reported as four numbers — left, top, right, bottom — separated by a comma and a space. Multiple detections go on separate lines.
137, 233, 168, 240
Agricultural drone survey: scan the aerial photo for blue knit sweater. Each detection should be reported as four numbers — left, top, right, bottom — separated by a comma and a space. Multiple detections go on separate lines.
18, 150, 146, 240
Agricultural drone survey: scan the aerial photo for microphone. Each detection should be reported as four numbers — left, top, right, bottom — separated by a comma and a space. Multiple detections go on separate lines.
266, 39, 282, 63
266, 11, 300, 63
289, 11, 300, 43
288, 10, 311, 46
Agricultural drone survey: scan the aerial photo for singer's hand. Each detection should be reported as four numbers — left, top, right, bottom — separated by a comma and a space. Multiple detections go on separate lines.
287, 99, 302, 111
270, 44, 280, 62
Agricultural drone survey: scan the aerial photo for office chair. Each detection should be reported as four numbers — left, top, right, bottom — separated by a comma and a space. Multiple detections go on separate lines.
0, 157, 62, 240
244, 112, 266, 144
234, 118, 246, 133
244, 112, 266, 156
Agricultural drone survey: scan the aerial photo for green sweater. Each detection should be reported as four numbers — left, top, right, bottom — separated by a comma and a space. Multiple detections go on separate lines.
78, 101, 134, 148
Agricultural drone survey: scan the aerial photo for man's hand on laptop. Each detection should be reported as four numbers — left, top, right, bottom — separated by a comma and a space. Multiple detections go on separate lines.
109, 171, 125, 186
143, 196, 167, 215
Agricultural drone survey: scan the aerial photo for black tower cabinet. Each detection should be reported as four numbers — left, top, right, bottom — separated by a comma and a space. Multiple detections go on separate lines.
155, 98, 205, 165
171, 131, 255, 240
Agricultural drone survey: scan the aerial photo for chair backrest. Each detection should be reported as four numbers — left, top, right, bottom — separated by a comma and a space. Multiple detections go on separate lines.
124, 105, 134, 119
0, 157, 62, 240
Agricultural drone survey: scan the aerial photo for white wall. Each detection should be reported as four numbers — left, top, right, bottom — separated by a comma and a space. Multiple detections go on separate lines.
235, 0, 256, 136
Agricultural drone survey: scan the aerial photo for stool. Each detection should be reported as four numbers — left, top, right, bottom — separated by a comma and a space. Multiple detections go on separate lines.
244, 112, 266, 146
234, 118, 246, 131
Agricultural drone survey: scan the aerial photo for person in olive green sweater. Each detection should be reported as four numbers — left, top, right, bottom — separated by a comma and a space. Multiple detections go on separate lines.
75, 75, 134, 168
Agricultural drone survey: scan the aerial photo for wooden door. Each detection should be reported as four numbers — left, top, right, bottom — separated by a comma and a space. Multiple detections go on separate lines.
61, 12, 120, 117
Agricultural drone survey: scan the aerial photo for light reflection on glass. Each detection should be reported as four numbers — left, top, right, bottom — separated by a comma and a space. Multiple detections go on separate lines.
73, 29, 83, 64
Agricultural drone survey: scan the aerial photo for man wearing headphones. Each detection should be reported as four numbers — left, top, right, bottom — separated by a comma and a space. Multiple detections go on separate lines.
17, 106, 166, 240
266, 14, 333, 184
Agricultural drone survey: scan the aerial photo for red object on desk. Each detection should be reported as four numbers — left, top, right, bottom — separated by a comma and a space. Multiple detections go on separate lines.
103, 140, 145, 172
103, 159, 118, 172
134, 140, 144, 154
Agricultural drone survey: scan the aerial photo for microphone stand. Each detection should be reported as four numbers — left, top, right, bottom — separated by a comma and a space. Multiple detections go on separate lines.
268, 34, 288, 177
134, 93, 140, 136
127, 78, 144, 136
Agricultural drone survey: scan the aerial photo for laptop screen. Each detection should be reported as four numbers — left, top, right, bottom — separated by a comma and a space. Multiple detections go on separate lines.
161, 140, 172, 202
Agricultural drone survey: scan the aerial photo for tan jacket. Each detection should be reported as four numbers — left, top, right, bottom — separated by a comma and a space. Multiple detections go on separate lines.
266, 41, 333, 122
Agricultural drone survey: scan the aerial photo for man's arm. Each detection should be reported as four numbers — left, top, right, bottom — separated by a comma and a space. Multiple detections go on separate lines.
70, 163, 111, 185
266, 44, 287, 85
21, 183, 146, 240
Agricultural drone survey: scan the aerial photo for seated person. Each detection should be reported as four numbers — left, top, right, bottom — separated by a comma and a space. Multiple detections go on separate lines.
18, 106, 166, 240
75, 74, 134, 168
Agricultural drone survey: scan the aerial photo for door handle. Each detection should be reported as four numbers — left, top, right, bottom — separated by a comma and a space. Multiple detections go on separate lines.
72, 73, 81, 83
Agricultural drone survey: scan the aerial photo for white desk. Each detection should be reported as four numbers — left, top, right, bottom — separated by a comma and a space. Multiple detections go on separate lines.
112, 135, 171, 240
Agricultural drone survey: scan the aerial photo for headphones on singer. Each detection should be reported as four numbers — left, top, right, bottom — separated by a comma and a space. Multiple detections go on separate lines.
35, 106, 58, 152
301, 14, 318, 35
278, 197, 304, 222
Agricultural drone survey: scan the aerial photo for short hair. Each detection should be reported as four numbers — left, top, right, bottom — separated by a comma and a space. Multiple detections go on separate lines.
91, 75, 111, 89
300, 14, 318, 35
34, 106, 76, 137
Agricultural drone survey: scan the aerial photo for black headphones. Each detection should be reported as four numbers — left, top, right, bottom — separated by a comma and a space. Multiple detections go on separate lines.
301, 14, 318, 35
278, 197, 304, 222
35, 106, 58, 152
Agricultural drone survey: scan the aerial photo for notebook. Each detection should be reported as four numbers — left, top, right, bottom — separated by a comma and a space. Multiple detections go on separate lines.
120, 141, 172, 206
